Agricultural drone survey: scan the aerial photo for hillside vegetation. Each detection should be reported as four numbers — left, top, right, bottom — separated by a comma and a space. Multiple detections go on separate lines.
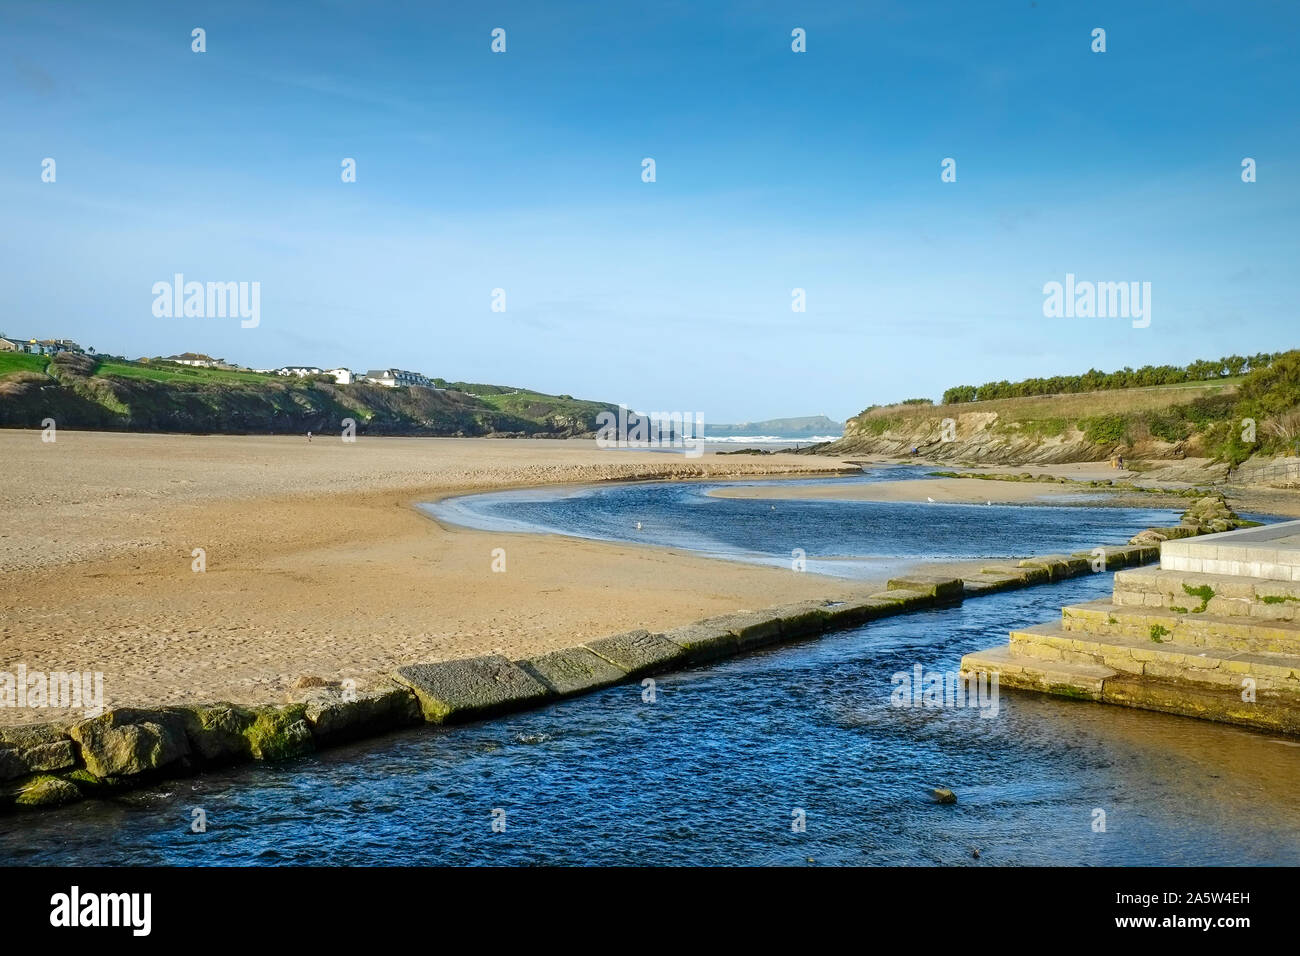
823, 350, 1300, 466
942, 352, 1282, 404
0, 353, 617, 437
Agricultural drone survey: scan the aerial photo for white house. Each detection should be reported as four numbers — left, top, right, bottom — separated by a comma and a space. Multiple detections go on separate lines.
364, 368, 434, 388
327, 368, 355, 385
275, 366, 325, 378
163, 352, 227, 368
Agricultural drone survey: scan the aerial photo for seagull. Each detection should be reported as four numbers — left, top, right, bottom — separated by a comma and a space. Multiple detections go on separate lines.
635, 521, 642, 530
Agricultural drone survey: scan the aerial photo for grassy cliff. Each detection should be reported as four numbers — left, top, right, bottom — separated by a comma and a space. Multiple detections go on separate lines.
0, 353, 618, 438
822, 350, 1300, 466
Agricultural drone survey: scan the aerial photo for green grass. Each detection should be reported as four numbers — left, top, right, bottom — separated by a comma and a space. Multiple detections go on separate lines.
93, 360, 279, 385
0, 352, 50, 376
469, 388, 612, 421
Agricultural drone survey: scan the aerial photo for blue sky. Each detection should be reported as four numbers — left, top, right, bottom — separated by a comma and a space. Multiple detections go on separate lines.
2, 0, 1297, 422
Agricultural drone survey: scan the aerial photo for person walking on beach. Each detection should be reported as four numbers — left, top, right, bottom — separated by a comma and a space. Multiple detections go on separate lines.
307, 430, 312, 443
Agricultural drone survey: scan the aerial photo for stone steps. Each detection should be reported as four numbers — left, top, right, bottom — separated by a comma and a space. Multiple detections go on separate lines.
1112, 566, 1300, 620
960, 644, 1300, 735
1062, 600, 1300, 655
958, 645, 1112, 701
1008, 620, 1300, 694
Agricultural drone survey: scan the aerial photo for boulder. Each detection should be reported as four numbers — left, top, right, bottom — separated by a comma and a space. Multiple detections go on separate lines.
294, 682, 423, 742
0, 723, 78, 780
242, 705, 315, 760
13, 775, 83, 809
930, 787, 958, 805
69, 708, 190, 778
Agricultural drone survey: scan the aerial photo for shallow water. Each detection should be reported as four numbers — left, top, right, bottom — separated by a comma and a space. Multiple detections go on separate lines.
4, 473, 1294, 865
4, 573, 1298, 866
424, 467, 1184, 577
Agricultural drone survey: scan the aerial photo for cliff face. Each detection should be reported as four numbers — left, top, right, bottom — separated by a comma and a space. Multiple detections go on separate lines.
0, 353, 613, 438
820, 407, 1189, 464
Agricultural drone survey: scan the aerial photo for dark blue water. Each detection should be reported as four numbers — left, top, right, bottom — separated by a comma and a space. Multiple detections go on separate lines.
425, 468, 1184, 577
4, 573, 1298, 866
3, 473, 1295, 865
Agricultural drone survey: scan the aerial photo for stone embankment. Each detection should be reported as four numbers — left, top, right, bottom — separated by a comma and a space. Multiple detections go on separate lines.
3, 539, 1171, 813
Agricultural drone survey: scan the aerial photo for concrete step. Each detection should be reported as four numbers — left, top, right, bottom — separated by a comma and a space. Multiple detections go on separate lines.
1062, 600, 1300, 655
959, 645, 1112, 701
1112, 566, 1300, 621
962, 642, 1300, 734
1008, 620, 1300, 693
1161, 519, 1300, 580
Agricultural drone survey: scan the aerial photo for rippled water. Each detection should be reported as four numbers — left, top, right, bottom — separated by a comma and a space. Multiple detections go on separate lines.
425, 467, 1184, 577
3, 473, 1296, 866
5, 574, 1299, 866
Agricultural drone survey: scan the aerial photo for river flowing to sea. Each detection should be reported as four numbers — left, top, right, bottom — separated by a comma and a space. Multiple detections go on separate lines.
3, 469, 1297, 865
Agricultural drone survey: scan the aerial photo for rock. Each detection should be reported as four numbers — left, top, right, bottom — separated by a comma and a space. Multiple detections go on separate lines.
517, 648, 628, 697
393, 655, 554, 723
931, 787, 957, 805
15, 740, 78, 774
887, 575, 964, 601
13, 775, 83, 808
0, 722, 73, 751
69, 708, 190, 778
0, 748, 27, 781
177, 704, 257, 763
295, 682, 423, 742
0, 723, 79, 779
292, 675, 338, 690
1129, 528, 1168, 546
583, 630, 687, 677
243, 705, 314, 760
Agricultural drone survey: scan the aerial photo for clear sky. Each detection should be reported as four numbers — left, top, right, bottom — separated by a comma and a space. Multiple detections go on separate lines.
3, 0, 1297, 422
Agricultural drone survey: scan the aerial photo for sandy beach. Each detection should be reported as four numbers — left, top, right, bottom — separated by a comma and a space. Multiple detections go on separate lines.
0, 431, 883, 725
7, 432, 1296, 727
